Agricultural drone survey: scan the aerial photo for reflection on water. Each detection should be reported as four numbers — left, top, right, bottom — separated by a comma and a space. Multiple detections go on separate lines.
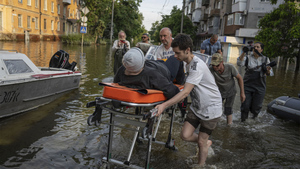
0, 41, 299, 169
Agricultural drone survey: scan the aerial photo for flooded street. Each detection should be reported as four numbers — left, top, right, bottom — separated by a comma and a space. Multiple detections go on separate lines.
0, 41, 299, 169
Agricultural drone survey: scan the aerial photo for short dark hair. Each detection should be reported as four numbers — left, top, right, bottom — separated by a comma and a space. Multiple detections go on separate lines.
255, 42, 264, 50
171, 33, 193, 52
143, 33, 149, 37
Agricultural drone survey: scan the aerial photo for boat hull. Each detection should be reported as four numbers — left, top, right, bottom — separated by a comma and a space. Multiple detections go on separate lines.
0, 74, 81, 118
267, 96, 300, 123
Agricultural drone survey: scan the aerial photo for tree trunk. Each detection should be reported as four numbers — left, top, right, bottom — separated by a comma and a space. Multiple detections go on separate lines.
94, 33, 98, 44
296, 49, 300, 72
282, 57, 288, 70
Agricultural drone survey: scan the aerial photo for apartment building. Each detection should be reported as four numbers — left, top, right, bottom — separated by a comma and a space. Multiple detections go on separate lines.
187, 0, 284, 60
0, 0, 81, 41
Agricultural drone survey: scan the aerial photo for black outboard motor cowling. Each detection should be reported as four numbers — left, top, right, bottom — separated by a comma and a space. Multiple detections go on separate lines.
49, 50, 77, 71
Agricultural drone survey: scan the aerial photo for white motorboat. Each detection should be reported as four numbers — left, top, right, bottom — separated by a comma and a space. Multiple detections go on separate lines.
0, 50, 81, 118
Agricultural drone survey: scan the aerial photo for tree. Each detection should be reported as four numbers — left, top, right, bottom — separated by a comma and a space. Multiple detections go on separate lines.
149, 6, 197, 43
110, 0, 145, 41
83, 0, 146, 44
83, 0, 111, 43
256, 1, 300, 71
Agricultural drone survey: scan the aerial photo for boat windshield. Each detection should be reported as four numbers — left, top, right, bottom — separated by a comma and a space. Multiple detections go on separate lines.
4, 59, 33, 74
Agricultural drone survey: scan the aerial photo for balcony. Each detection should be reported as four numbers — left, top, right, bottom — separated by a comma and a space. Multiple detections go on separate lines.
63, 0, 71, 5
210, 9, 220, 16
202, 0, 209, 6
201, 14, 208, 21
235, 28, 260, 38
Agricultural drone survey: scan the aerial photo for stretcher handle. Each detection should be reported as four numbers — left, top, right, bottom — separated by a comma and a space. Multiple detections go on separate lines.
143, 108, 158, 120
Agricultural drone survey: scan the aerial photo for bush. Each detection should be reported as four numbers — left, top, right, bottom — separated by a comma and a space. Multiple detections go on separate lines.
61, 34, 94, 45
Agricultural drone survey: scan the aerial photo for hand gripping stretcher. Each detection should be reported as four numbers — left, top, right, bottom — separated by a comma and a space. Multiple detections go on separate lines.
86, 83, 184, 169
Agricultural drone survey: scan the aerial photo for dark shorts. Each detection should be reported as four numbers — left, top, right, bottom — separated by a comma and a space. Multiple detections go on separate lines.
222, 94, 236, 116
185, 111, 220, 135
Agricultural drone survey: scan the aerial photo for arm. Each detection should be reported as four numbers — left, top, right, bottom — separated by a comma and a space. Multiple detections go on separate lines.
155, 82, 194, 116
125, 40, 130, 49
237, 52, 246, 66
236, 73, 245, 102
217, 49, 222, 55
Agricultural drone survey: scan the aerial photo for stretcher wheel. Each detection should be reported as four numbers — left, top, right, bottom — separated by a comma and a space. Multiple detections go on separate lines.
87, 115, 94, 126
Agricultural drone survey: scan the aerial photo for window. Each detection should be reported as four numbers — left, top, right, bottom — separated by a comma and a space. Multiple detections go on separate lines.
4, 60, 33, 74
63, 22, 65, 32
227, 14, 233, 25
27, 16, 31, 28
234, 13, 244, 25
63, 7, 66, 16
27, 0, 31, 6
44, 0, 47, 10
57, 21, 60, 31
68, 8, 70, 17
260, 0, 270, 2
35, 0, 38, 8
35, 17, 38, 29
58, 4, 60, 14
257, 16, 263, 28
72, 10, 74, 18
18, 0, 22, 3
51, 20, 54, 30
18, 14, 22, 27
44, 19, 46, 29
51, 2, 54, 12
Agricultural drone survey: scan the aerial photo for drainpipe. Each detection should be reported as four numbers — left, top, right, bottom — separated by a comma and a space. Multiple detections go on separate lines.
39, 0, 42, 38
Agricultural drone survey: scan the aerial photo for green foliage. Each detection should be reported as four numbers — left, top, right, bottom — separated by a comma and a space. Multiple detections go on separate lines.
83, 0, 146, 44
61, 34, 94, 45
256, 1, 300, 61
148, 6, 197, 43
83, 0, 111, 42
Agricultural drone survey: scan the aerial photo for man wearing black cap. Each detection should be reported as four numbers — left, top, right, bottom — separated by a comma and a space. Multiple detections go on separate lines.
209, 53, 245, 125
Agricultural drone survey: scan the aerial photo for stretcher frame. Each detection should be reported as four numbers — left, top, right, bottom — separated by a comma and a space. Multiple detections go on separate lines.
86, 96, 178, 169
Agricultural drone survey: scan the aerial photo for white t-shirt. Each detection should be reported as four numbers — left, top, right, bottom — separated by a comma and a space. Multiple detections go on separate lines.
155, 44, 174, 60
185, 56, 222, 120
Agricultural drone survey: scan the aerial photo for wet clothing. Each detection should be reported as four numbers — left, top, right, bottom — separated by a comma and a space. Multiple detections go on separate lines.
112, 40, 130, 74
155, 44, 174, 60
200, 38, 222, 55
185, 56, 222, 121
209, 63, 239, 116
185, 111, 220, 135
237, 52, 272, 120
114, 60, 180, 99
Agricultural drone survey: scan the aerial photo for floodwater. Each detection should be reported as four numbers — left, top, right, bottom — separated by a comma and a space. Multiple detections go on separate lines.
0, 41, 299, 169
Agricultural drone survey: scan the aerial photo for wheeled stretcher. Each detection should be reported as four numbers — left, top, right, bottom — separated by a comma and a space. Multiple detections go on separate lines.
86, 83, 183, 169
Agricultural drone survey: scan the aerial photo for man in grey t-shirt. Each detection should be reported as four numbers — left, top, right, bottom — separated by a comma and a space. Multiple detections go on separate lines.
209, 53, 245, 125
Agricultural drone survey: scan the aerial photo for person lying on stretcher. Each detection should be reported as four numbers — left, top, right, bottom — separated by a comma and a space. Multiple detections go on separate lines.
114, 47, 180, 99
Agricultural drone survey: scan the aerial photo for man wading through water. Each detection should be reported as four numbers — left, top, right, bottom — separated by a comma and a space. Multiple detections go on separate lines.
112, 30, 130, 74
155, 34, 222, 167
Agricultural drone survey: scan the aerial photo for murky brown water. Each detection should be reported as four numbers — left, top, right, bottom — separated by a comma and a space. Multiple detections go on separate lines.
0, 41, 299, 169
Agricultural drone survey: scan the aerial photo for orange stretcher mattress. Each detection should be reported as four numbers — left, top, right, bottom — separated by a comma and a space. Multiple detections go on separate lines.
100, 82, 183, 104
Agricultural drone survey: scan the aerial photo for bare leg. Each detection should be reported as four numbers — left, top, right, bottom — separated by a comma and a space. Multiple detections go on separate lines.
227, 114, 233, 125
197, 131, 210, 166
180, 121, 198, 142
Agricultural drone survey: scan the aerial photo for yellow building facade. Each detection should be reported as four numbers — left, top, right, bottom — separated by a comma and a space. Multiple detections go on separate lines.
0, 0, 81, 41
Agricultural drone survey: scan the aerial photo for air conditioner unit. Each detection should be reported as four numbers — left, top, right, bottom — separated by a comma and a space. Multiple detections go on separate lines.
32, 18, 35, 22
243, 10, 248, 15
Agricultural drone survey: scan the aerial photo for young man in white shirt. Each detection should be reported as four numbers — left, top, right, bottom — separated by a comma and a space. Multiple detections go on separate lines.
155, 34, 222, 166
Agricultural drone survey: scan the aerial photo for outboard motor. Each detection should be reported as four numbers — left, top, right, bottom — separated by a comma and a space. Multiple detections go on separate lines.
49, 50, 77, 71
